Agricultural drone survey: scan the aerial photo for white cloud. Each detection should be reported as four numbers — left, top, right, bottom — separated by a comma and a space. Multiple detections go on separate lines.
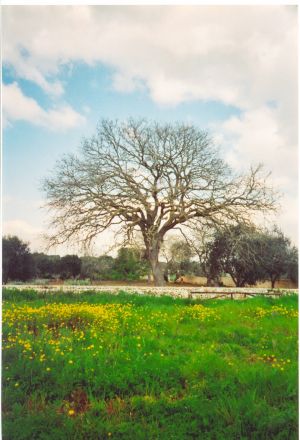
217, 105, 298, 244
2, 6, 297, 153
3, 82, 42, 125
221, 106, 297, 186
2, 82, 85, 131
2, 6, 297, 111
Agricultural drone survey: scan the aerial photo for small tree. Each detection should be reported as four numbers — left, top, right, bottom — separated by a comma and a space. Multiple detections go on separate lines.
207, 225, 264, 287
43, 119, 276, 285
80, 255, 115, 280
111, 247, 148, 281
80, 256, 101, 280
162, 239, 194, 280
2, 236, 34, 284
59, 255, 81, 279
97, 255, 115, 280
258, 228, 298, 288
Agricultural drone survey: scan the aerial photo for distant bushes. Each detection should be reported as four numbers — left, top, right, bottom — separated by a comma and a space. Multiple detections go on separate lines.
2, 230, 298, 287
2, 236, 148, 284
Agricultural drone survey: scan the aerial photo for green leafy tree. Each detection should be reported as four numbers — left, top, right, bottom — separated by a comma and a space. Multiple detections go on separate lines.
163, 239, 194, 280
2, 236, 34, 284
207, 225, 264, 287
32, 253, 61, 278
80, 255, 114, 280
258, 228, 298, 288
112, 247, 148, 281
80, 256, 101, 280
59, 255, 82, 279
97, 255, 115, 280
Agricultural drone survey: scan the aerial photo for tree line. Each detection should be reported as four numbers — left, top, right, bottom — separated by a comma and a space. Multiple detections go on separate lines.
2, 226, 298, 287
2, 236, 148, 284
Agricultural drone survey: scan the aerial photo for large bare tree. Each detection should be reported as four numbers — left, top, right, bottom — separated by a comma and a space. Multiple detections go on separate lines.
43, 119, 276, 285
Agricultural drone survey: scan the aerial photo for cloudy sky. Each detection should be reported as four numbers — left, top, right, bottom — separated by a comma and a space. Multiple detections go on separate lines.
2, 5, 298, 255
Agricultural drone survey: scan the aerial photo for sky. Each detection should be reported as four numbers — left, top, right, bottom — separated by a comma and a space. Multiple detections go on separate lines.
2, 5, 298, 256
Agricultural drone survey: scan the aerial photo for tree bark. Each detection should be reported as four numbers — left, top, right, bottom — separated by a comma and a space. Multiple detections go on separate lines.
148, 243, 165, 286
151, 260, 165, 286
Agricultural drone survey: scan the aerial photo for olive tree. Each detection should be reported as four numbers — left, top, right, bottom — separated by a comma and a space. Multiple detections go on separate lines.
59, 255, 82, 280
206, 224, 265, 287
258, 227, 298, 288
43, 119, 275, 285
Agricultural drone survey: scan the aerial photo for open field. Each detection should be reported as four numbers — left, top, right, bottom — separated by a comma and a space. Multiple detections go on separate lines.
2, 288, 298, 439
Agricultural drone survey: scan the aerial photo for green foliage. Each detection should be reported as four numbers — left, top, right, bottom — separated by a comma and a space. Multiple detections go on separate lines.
2, 235, 34, 284
165, 240, 195, 279
110, 247, 148, 281
32, 253, 61, 279
207, 225, 298, 288
59, 255, 82, 279
287, 246, 298, 284
80, 255, 114, 281
258, 227, 298, 287
3, 229, 296, 285
2, 289, 298, 439
207, 225, 264, 287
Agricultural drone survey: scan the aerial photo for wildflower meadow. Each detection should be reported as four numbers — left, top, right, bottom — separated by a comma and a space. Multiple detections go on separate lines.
2, 288, 298, 439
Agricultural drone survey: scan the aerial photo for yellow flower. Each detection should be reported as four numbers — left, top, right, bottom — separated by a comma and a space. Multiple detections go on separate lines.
46, 367, 51, 372
68, 360, 73, 364
68, 409, 75, 416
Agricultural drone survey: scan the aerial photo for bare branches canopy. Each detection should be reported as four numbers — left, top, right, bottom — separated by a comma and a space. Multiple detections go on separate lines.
43, 119, 276, 285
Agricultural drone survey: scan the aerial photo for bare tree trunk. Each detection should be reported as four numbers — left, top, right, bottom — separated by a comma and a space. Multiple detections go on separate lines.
151, 260, 165, 286
149, 243, 165, 286
271, 277, 276, 288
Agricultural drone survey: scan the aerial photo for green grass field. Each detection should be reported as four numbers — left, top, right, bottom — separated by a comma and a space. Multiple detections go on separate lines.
2, 288, 298, 439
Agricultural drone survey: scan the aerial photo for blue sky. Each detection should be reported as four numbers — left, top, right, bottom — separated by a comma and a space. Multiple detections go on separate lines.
2, 6, 298, 254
